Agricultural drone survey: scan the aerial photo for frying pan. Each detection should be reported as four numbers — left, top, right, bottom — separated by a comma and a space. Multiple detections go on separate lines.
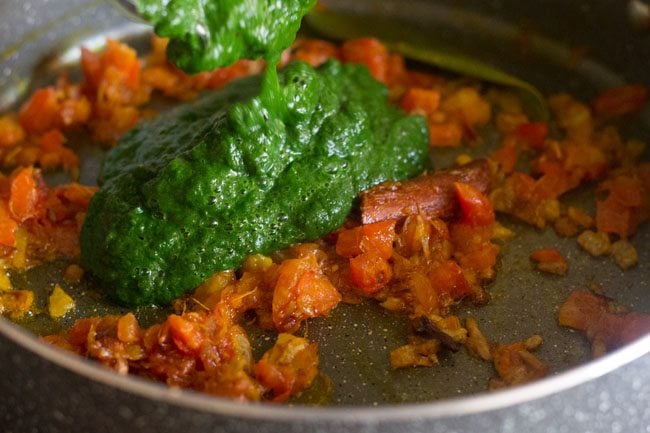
1, 0, 650, 431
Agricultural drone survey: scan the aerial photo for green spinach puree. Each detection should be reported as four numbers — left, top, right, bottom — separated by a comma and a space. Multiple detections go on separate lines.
81, 61, 428, 305
132, 0, 315, 73
80, 1, 429, 306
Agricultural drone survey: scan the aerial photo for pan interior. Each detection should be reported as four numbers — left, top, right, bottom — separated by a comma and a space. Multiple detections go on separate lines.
2, 0, 649, 406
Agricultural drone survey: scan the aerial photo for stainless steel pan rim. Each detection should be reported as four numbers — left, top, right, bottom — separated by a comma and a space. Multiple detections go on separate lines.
2, 316, 649, 421
2, 1, 650, 431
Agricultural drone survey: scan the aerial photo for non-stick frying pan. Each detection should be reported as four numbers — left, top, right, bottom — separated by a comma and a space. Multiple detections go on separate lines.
1, 0, 649, 431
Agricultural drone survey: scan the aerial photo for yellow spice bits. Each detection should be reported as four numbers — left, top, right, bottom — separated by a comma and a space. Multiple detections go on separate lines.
48, 284, 75, 319
0, 267, 13, 292
0, 260, 34, 319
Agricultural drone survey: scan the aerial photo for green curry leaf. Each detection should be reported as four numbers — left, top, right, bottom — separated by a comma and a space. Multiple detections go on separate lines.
304, 10, 549, 121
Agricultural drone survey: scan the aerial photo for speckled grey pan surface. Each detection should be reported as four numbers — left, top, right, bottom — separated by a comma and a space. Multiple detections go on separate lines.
1, 0, 650, 432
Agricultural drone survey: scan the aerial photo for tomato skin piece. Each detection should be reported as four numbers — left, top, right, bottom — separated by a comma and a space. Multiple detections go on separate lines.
560, 291, 650, 351
454, 182, 495, 227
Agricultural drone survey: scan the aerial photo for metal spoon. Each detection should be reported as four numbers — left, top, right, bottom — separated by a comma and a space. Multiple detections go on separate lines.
108, 0, 147, 22
629, 0, 650, 31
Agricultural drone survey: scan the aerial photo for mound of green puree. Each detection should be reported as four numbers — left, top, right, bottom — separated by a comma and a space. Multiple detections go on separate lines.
80, 60, 429, 305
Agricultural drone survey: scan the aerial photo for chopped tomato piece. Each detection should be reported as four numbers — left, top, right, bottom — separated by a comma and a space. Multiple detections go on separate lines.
429, 260, 472, 301
0, 202, 17, 247
454, 182, 495, 226
428, 121, 463, 147
101, 39, 141, 90
593, 84, 648, 118
442, 87, 491, 126
117, 313, 141, 343
336, 219, 396, 294
400, 88, 441, 116
596, 199, 634, 238
205, 59, 263, 90
59, 92, 92, 127
533, 170, 574, 200
530, 247, 568, 275
290, 38, 341, 67
385, 53, 408, 88
18, 88, 61, 134
341, 38, 390, 83
349, 249, 393, 295
336, 220, 396, 260
409, 271, 440, 316
406, 70, 445, 88
490, 138, 518, 174
596, 175, 647, 237
602, 175, 642, 207
142, 65, 179, 94
0, 115, 26, 148
38, 129, 65, 152
9, 167, 43, 222
81, 48, 103, 90
167, 314, 203, 353
335, 226, 364, 258
272, 254, 341, 333
254, 333, 318, 402
512, 122, 548, 150
361, 220, 396, 260
459, 243, 499, 274
530, 247, 564, 263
